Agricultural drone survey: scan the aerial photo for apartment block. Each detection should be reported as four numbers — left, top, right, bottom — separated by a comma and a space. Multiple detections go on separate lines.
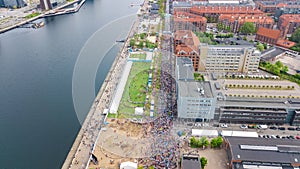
255, 27, 280, 45
278, 14, 300, 38
199, 44, 261, 73
218, 14, 274, 33
174, 11, 207, 32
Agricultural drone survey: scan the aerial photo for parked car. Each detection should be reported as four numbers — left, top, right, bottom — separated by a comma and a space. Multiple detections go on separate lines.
240, 124, 248, 129
258, 125, 268, 130
220, 124, 228, 128
288, 127, 296, 131
269, 126, 278, 130
278, 127, 286, 130
295, 136, 300, 139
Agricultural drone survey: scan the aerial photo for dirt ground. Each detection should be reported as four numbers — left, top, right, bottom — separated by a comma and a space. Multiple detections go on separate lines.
89, 118, 153, 169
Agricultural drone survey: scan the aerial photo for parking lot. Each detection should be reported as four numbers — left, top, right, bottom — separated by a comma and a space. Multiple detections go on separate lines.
215, 79, 300, 98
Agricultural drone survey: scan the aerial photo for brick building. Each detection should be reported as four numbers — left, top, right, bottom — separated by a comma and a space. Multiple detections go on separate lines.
278, 14, 300, 38
255, 27, 280, 45
174, 11, 207, 32
218, 14, 274, 33
174, 30, 201, 71
190, 6, 263, 22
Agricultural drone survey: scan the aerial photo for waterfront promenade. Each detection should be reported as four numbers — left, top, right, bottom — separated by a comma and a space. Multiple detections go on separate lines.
61, 12, 141, 169
0, 0, 85, 34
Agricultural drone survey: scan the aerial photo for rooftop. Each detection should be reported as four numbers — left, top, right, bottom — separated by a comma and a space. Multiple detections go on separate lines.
191, 6, 263, 14
182, 154, 201, 169
225, 137, 300, 167
279, 14, 300, 27
261, 47, 285, 61
176, 57, 195, 81
174, 11, 207, 22
276, 39, 296, 49
178, 81, 214, 98
219, 14, 274, 24
174, 30, 200, 54
256, 27, 280, 40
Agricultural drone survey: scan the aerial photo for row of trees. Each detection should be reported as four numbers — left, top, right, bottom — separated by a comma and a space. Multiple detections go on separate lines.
190, 136, 223, 149
226, 84, 294, 90
260, 61, 289, 75
129, 33, 158, 49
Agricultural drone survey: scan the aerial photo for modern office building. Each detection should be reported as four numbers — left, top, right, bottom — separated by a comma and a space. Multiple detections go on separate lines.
218, 14, 274, 33
224, 136, 300, 169
216, 98, 300, 125
174, 30, 201, 71
199, 44, 261, 73
176, 57, 216, 121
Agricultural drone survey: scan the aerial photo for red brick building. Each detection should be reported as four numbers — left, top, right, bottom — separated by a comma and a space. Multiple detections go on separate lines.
256, 1, 300, 14
190, 6, 263, 22
218, 14, 274, 33
278, 14, 300, 38
174, 11, 207, 32
255, 27, 280, 45
174, 30, 201, 71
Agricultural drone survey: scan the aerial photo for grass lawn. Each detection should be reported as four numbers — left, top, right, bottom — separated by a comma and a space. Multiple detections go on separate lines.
25, 13, 40, 19
118, 62, 151, 118
130, 53, 147, 59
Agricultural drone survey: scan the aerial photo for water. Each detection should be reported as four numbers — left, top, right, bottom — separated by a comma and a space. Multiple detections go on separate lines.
0, 0, 141, 168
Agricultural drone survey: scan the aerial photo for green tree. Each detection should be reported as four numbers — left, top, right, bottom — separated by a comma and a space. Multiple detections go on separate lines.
138, 41, 144, 48
282, 65, 289, 73
275, 61, 283, 69
200, 157, 208, 169
149, 166, 155, 169
130, 39, 136, 47
290, 27, 300, 43
140, 33, 146, 40
199, 136, 209, 148
137, 166, 144, 169
240, 22, 256, 35
256, 43, 264, 51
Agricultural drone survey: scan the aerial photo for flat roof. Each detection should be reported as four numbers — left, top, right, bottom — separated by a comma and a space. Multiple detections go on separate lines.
178, 81, 214, 98
182, 155, 201, 169
261, 47, 285, 61
217, 98, 300, 109
192, 129, 218, 137
176, 57, 195, 81
221, 131, 258, 137
225, 137, 300, 165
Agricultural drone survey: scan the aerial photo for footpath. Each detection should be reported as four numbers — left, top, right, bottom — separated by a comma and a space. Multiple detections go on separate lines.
61, 12, 140, 169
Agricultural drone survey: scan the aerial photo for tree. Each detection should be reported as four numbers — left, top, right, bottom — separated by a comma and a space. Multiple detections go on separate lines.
290, 27, 300, 43
137, 167, 144, 169
149, 166, 155, 169
282, 66, 289, 73
240, 22, 256, 35
275, 61, 283, 69
199, 136, 209, 148
256, 43, 264, 51
130, 39, 136, 47
138, 41, 144, 48
200, 157, 208, 169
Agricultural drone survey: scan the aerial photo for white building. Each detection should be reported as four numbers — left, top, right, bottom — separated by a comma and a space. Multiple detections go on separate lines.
199, 44, 261, 73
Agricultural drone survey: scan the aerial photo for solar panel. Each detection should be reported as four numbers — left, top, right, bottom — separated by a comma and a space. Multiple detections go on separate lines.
240, 145, 278, 151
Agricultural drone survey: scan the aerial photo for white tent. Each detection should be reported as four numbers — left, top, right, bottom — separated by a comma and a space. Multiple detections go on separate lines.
134, 107, 144, 115
120, 161, 138, 169
192, 129, 218, 137
221, 130, 258, 137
